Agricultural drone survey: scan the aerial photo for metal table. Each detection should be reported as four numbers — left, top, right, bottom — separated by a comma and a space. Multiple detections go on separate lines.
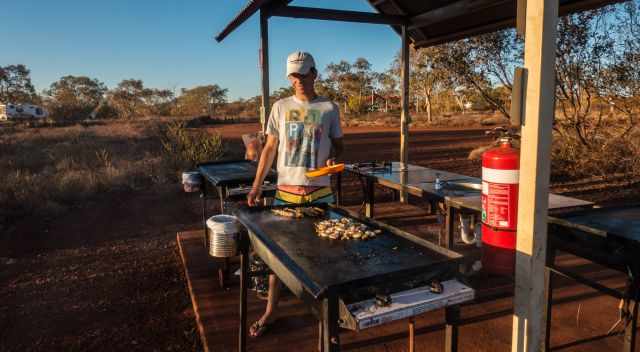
341, 162, 477, 218
197, 160, 276, 287
546, 206, 640, 352
235, 204, 473, 352
342, 161, 593, 248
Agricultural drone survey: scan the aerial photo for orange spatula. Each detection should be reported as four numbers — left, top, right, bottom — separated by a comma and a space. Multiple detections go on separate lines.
305, 163, 345, 178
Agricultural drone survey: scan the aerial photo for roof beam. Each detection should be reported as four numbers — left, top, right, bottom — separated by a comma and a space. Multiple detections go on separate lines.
414, 18, 513, 47
269, 5, 408, 25
409, 0, 510, 30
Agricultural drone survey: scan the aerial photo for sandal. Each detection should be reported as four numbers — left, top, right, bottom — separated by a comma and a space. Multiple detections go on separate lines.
249, 319, 274, 338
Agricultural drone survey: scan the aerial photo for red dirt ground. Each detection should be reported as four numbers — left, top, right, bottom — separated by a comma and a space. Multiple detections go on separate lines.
1, 122, 637, 351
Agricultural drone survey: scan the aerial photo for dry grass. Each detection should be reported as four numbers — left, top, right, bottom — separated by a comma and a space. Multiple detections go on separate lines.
0, 118, 226, 233
551, 127, 640, 182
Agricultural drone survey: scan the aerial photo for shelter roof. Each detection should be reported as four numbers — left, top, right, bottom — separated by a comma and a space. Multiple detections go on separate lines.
216, 0, 622, 47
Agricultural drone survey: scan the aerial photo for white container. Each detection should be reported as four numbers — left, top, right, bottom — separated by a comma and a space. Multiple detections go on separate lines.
182, 171, 202, 193
206, 215, 240, 257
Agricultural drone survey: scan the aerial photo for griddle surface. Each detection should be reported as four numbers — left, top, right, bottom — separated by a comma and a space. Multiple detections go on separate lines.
559, 206, 640, 242
198, 160, 276, 186
237, 207, 453, 296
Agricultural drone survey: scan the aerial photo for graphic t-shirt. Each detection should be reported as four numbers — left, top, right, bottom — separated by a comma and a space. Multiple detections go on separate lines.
266, 96, 343, 186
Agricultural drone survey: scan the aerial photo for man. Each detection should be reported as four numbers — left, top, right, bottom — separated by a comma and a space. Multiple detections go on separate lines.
247, 51, 344, 337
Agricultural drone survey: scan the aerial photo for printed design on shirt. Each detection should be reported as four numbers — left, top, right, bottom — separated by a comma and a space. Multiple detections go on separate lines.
284, 108, 324, 168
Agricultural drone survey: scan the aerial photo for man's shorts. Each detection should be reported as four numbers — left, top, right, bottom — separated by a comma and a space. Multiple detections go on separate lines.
273, 185, 335, 205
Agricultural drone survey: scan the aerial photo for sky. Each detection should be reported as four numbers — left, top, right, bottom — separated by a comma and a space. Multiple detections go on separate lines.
1, 0, 402, 101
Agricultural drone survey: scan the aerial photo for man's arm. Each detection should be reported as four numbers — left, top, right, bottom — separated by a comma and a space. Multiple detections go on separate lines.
327, 137, 344, 166
247, 134, 278, 206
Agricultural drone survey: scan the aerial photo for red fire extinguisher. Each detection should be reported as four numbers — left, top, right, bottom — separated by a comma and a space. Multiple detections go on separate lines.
481, 135, 520, 275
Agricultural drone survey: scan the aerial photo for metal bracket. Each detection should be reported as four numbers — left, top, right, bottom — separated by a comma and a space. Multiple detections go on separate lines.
511, 67, 527, 127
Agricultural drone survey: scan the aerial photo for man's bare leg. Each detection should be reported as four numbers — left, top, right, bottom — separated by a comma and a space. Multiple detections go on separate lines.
257, 274, 281, 326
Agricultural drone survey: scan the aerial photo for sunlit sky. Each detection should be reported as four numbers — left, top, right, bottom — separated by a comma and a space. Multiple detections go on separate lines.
1, 0, 403, 100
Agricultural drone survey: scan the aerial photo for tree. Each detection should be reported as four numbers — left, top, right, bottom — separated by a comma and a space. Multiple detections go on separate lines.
554, 8, 616, 146
433, 31, 519, 119
0, 64, 38, 103
107, 79, 148, 119
393, 46, 452, 122
45, 75, 107, 120
325, 58, 375, 114
272, 86, 294, 101
173, 85, 228, 117
374, 70, 398, 113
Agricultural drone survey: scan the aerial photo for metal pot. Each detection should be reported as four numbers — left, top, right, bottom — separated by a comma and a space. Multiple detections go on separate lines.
206, 215, 240, 257
182, 171, 202, 193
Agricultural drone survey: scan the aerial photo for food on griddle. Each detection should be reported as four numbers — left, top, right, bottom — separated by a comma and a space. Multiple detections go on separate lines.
314, 218, 381, 240
270, 206, 325, 218
271, 208, 304, 218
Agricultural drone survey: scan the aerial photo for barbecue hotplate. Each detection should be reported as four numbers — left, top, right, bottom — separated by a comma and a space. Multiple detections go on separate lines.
235, 205, 461, 298
197, 159, 276, 186
554, 205, 640, 243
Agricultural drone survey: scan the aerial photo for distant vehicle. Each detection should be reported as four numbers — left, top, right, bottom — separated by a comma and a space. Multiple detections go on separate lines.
0, 103, 48, 120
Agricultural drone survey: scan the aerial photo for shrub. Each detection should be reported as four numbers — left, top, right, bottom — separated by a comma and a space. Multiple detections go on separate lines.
158, 121, 225, 176
551, 128, 640, 182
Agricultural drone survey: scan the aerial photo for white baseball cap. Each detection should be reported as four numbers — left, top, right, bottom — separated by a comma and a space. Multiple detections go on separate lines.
286, 51, 316, 77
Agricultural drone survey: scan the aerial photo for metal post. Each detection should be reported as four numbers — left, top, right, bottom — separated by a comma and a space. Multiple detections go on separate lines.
441, 204, 455, 249
365, 177, 375, 218
322, 292, 340, 352
624, 298, 638, 352
445, 305, 460, 352
335, 173, 342, 206
238, 234, 249, 352
399, 25, 410, 180
544, 269, 554, 351
202, 184, 208, 247
259, 10, 270, 133
408, 318, 415, 352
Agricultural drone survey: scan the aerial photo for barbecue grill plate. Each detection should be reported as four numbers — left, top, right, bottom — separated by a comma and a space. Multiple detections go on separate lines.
236, 204, 463, 299
197, 159, 276, 186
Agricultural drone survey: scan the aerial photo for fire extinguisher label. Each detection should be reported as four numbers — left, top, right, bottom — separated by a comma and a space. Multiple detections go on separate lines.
481, 182, 518, 231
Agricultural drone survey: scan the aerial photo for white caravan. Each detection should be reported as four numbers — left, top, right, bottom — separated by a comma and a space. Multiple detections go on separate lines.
0, 103, 48, 120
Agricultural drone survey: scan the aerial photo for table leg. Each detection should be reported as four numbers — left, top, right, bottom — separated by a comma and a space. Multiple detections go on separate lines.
624, 298, 638, 352
202, 186, 208, 247
544, 244, 558, 352
322, 293, 340, 352
365, 177, 375, 218
408, 318, 415, 352
216, 186, 226, 214
445, 305, 460, 352
544, 269, 555, 351
215, 186, 228, 289
440, 204, 455, 249
238, 236, 249, 352
318, 320, 324, 352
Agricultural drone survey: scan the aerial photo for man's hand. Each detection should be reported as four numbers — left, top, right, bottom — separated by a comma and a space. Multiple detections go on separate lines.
326, 158, 336, 167
247, 186, 262, 207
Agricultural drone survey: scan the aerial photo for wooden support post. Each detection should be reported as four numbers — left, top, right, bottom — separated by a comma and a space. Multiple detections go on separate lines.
399, 25, 410, 202
511, 1, 558, 351
259, 10, 270, 133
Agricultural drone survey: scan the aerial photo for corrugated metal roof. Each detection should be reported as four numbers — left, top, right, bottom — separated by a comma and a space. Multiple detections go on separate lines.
366, 0, 624, 47
216, 0, 622, 47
